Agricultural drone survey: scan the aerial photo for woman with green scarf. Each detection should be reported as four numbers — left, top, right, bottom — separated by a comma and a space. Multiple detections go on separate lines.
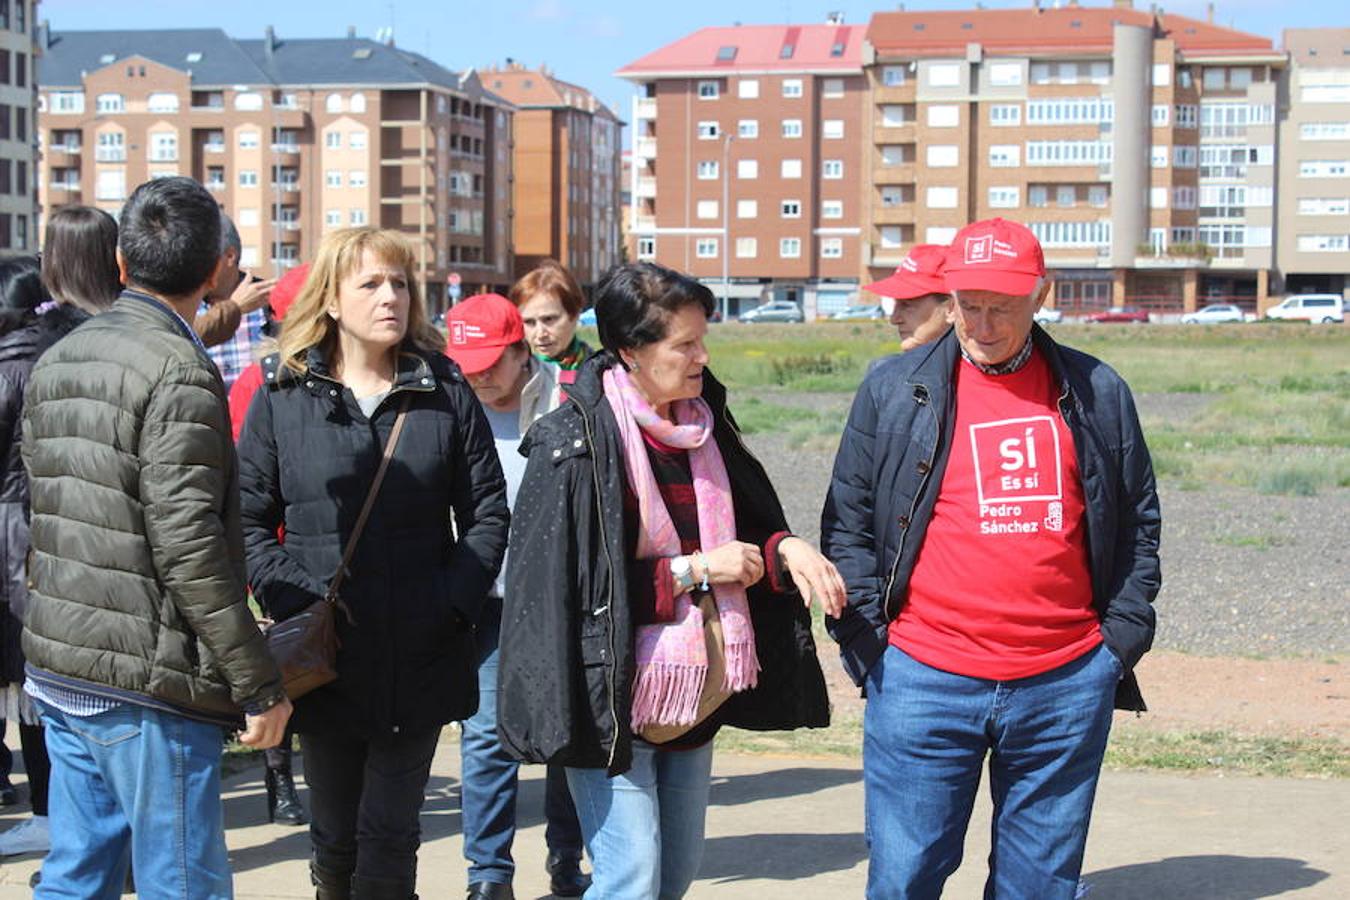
509, 260, 593, 389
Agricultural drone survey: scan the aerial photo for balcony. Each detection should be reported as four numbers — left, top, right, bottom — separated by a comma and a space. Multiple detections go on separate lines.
203, 142, 226, 154
205, 180, 226, 192
634, 98, 657, 119
271, 182, 301, 196
271, 220, 302, 232
271, 141, 301, 155
48, 143, 81, 156
634, 215, 656, 232
873, 204, 916, 226
636, 176, 656, 199
95, 148, 127, 162
48, 181, 81, 193
634, 136, 657, 159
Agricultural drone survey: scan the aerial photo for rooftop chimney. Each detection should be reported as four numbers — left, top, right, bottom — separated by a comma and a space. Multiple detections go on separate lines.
1113, 0, 1133, 8
826, 11, 844, 25
264, 25, 277, 59
1207, 2, 1215, 22
347, 25, 356, 39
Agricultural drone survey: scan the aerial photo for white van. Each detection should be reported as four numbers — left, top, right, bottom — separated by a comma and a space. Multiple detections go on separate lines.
1264, 294, 1344, 324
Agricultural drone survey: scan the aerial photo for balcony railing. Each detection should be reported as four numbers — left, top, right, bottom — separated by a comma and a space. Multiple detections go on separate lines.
95, 148, 127, 162
49, 143, 81, 154
149, 152, 179, 163
634, 137, 657, 158
635, 98, 657, 119
49, 181, 81, 191
203, 142, 226, 153
205, 180, 226, 191
271, 220, 302, 231
271, 142, 300, 154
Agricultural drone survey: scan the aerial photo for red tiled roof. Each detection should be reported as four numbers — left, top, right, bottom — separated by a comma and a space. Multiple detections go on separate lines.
483, 66, 620, 120
866, 6, 1275, 58
616, 24, 864, 78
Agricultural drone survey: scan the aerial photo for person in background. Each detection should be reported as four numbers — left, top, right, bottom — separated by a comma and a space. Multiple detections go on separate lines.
0, 250, 113, 859
238, 228, 509, 900
498, 262, 843, 900
22, 176, 291, 897
508, 260, 592, 389
194, 215, 276, 382
865, 244, 952, 352
443, 294, 589, 900
823, 218, 1160, 899
39, 205, 122, 314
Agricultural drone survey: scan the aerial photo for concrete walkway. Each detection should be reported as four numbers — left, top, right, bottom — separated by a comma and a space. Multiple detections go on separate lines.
0, 735, 1344, 897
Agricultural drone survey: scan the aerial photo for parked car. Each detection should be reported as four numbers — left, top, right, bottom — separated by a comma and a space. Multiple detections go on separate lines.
1181, 304, 1247, 324
830, 304, 885, 321
739, 300, 804, 324
1033, 308, 1064, 325
1083, 306, 1150, 324
1264, 294, 1344, 324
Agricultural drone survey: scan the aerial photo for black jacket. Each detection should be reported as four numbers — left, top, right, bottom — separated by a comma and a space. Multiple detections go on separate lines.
0, 311, 85, 685
237, 347, 509, 737
821, 327, 1161, 711
498, 353, 830, 776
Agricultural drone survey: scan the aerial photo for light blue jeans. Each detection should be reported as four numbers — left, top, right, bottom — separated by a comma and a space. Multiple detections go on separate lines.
566, 740, 714, 900
33, 700, 232, 900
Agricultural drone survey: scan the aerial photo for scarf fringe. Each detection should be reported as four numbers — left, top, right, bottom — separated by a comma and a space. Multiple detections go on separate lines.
723, 639, 761, 693
631, 662, 708, 730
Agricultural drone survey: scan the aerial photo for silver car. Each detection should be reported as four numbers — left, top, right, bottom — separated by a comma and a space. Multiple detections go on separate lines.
739, 300, 804, 324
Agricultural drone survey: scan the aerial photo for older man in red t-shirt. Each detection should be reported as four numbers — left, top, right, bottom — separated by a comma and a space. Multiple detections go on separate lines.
823, 218, 1161, 900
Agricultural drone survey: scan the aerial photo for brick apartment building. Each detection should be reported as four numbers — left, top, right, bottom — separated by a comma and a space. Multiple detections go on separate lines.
1276, 29, 1350, 297
620, 4, 1338, 318
37, 26, 515, 311
482, 62, 623, 291
617, 20, 868, 318
0, 1, 38, 257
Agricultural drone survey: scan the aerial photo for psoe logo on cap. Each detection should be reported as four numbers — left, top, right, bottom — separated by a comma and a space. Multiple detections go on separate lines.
450, 321, 467, 345
964, 235, 994, 265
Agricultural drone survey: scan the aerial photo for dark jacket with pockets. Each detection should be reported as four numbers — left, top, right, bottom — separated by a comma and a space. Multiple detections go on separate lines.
821, 326, 1161, 711
237, 346, 509, 738
498, 353, 830, 776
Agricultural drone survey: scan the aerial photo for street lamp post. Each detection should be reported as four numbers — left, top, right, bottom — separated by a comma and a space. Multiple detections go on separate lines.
721, 133, 733, 322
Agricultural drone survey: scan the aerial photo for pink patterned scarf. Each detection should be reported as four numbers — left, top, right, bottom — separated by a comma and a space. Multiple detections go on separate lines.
602, 366, 760, 732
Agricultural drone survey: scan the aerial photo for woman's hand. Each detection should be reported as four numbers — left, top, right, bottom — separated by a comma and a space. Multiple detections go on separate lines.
776, 536, 847, 618
700, 541, 765, 588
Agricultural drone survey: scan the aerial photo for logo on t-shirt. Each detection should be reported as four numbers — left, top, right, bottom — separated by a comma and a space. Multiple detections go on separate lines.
968, 415, 1064, 534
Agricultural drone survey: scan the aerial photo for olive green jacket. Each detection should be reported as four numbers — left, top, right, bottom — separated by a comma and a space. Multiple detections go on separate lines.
21, 291, 283, 722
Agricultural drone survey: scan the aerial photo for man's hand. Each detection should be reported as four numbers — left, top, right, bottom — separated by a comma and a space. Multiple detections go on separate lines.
230, 271, 277, 315
777, 536, 847, 618
238, 696, 293, 748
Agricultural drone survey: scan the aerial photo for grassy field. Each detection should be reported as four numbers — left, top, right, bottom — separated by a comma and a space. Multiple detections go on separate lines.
619, 321, 1350, 495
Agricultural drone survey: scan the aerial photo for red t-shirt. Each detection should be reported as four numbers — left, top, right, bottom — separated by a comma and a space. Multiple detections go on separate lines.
890, 349, 1100, 680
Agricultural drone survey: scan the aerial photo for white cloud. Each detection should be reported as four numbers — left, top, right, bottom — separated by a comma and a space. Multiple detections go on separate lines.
528, 0, 566, 21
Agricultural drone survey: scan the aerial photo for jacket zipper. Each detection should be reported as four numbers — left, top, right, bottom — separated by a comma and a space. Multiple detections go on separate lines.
577, 402, 620, 768
882, 385, 939, 619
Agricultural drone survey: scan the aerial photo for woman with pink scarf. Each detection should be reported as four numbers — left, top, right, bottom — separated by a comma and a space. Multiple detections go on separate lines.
498, 262, 845, 898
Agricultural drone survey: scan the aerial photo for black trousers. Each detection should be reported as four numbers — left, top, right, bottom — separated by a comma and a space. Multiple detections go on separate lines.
300, 727, 441, 887
0, 718, 50, 816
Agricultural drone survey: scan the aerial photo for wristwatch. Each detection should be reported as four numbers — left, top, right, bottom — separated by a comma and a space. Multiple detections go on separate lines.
670, 555, 697, 594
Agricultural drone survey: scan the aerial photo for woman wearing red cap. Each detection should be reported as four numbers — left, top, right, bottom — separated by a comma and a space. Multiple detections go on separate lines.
236, 228, 509, 899
864, 244, 952, 352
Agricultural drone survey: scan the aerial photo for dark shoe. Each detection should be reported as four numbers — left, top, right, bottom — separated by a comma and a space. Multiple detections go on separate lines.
311, 861, 353, 900
266, 766, 308, 826
545, 850, 590, 898
0, 775, 17, 806
466, 882, 515, 900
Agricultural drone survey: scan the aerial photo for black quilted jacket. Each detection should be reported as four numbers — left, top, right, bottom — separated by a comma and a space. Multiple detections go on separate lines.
498, 353, 830, 776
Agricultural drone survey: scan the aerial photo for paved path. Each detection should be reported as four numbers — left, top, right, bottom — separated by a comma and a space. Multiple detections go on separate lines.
0, 737, 1344, 898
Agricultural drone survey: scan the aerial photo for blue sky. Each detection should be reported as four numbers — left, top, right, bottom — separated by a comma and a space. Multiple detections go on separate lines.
44, 0, 1347, 142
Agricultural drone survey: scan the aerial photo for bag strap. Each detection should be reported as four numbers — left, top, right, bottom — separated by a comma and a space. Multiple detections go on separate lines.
325, 394, 413, 603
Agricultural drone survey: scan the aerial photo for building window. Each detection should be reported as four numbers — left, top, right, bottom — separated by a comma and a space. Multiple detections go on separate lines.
880, 104, 909, 127
96, 93, 125, 114
637, 237, 656, 259
697, 121, 720, 140
781, 159, 802, 179
1152, 63, 1171, 87
696, 160, 719, 179
926, 186, 958, 209
781, 119, 802, 138
696, 238, 719, 258
1297, 197, 1350, 216
1026, 98, 1114, 125
696, 200, 719, 219
779, 237, 801, 258
823, 119, 844, 139
989, 104, 1021, 126
698, 80, 719, 99
1151, 146, 1168, 168
326, 93, 344, 113
1301, 122, 1350, 141
735, 237, 757, 258
1296, 234, 1348, 253
1298, 160, 1349, 179
1150, 187, 1168, 209
349, 170, 367, 188
1151, 105, 1170, 127
1025, 140, 1112, 166
1028, 185, 1048, 207
149, 133, 178, 162
782, 79, 803, 98
234, 92, 263, 111
926, 145, 958, 168
1175, 105, 1198, 128
1088, 186, 1109, 208
1174, 145, 1197, 167
880, 145, 910, 167
821, 199, 843, 219
737, 199, 758, 218
1027, 220, 1113, 248
737, 159, 758, 179
822, 78, 845, 98
50, 92, 85, 114
738, 119, 758, 139
147, 93, 180, 113
781, 200, 801, 218
238, 170, 258, 187
349, 93, 367, 113
325, 170, 342, 187
926, 226, 957, 244
878, 226, 905, 250
1055, 186, 1076, 208
95, 131, 125, 161
881, 66, 906, 87
822, 159, 844, 179
350, 209, 367, 226
737, 79, 759, 99
239, 130, 259, 149
927, 105, 959, 128
94, 170, 127, 201
325, 132, 341, 148
988, 62, 1022, 87
821, 238, 844, 259
988, 186, 1019, 209
927, 63, 961, 87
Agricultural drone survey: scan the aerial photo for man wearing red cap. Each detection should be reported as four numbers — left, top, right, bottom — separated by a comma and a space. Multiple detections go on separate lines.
863, 244, 952, 352
444, 294, 589, 900
823, 218, 1161, 899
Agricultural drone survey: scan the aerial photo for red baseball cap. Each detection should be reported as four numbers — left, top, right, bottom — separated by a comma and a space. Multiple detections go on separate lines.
863, 244, 949, 301
942, 218, 1045, 296
269, 263, 310, 321
444, 293, 524, 375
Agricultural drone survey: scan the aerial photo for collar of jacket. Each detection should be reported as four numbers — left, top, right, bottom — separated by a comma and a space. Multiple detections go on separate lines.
261, 344, 446, 399
907, 324, 1076, 407
565, 350, 732, 419
117, 289, 204, 348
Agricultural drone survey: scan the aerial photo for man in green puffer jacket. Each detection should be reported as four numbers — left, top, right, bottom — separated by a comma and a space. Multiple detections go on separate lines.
21, 177, 291, 898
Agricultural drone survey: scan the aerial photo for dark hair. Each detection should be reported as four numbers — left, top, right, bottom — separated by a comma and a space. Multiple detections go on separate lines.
509, 259, 586, 318
118, 177, 222, 298
594, 262, 715, 357
0, 256, 47, 336
220, 212, 241, 257
42, 205, 120, 313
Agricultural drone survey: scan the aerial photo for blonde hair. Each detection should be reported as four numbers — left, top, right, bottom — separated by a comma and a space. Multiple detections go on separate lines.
277, 227, 443, 374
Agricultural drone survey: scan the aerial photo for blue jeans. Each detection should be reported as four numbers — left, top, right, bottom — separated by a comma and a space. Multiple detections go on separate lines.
863, 643, 1120, 900
34, 700, 231, 900
461, 597, 582, 885
566, 740, 714, 900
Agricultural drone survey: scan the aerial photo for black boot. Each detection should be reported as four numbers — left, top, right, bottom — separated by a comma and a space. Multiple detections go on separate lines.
266, 765, 308, 825
311, 861, 353, 900
350, 874, 417, 899
545, 849, 590, 898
